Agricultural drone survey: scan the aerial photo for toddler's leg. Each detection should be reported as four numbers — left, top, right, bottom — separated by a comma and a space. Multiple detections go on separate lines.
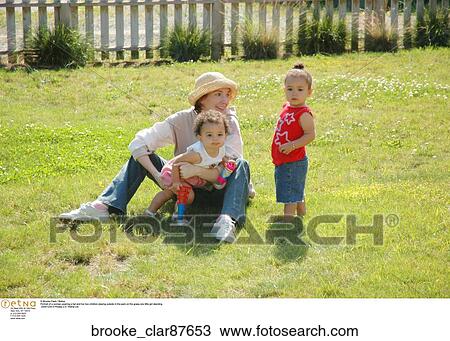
148, 189, 175, 213
186, 188, 195, 205
297, 201, 306, 216
284, 203, 297, 216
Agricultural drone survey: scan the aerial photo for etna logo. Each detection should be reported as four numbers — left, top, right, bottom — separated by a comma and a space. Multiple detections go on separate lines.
1, 299, 37, 309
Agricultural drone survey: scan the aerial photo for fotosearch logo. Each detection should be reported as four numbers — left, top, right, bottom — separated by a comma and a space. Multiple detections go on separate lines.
50, 213, 399, 246
1, 299, 37, 309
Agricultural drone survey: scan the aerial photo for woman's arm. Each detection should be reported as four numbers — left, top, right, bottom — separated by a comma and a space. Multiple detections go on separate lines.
136, 155, 165, 188
178, 164, 221, 183
171, 152, 202, 185
128, 119, 175, 160
279, 113, 316, 154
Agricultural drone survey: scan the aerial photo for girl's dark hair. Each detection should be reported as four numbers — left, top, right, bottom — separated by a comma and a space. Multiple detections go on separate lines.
194, 110, 230, 136
285, 62, 313, 88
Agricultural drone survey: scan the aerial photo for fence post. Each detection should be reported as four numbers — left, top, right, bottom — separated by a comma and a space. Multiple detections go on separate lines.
351, 0, 359, 51
38, 0, 48, 29
70, 0, 78, 29
160, 1, 168, 58
175, 2, 182, 28
245, 0, 253, 24
375, 0, 384, 30
391, 0, 398, 47
312, 0, 320, 22
416, 0, 424, 23
59, 0, 72, 27
211, 0, 224, 61
116, 0, 125, 60
273, 2, 281, 45
298, 0, 307, 40
325, 0, 333, 23
100, 0, 109, 60
130, 0, 139, 59
189, 1, 197, 30
339, 0, 346, 22
54, 0, 60, 28
430, 0, 437, 17
364, 0, 372, 49
6, 0, 16, 63
22, 0, 31, 49
231, 2, 239, 56
145, 4, 154, 59
285, 1, 294, 55
403, 0, 412, 48
85, 0, 94, 49
259, 2, 267, 34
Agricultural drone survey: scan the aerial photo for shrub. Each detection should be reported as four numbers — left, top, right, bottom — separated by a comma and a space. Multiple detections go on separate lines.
298, 19, 347, 55
241, 21, 279, 60
29, 25, 92, 68
415, 9, 449, 47
364, 20, 398, 52
162, 26, 210, 62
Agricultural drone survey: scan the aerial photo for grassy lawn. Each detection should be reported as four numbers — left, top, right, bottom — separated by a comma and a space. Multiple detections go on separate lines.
0, 48, 449, 298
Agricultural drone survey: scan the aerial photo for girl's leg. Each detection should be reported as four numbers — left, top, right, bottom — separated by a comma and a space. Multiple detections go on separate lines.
297, 201, 306, 216
148, 189, 175, 213
186, 188, 195, 205
284, 203, 297, 216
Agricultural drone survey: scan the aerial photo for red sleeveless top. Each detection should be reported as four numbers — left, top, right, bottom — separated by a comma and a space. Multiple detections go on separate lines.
271, 104, 312, 166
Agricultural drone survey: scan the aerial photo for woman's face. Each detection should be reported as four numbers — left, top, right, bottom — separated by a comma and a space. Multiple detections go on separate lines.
199, 88, 232, 113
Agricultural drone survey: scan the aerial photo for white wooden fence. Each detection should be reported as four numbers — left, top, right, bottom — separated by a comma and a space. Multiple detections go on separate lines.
0, 0, 448, 63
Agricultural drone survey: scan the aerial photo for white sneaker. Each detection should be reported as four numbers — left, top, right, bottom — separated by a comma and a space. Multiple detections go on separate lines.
59, 202, 110, 222
212, 215, 236, 243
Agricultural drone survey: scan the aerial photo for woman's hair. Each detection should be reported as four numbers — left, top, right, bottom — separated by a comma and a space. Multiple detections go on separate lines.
194, 110, 230, 136
285, 63, 313, 89
194, 96, 205, 113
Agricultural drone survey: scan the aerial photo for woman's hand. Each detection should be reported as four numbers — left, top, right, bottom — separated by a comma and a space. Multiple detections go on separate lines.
279, 142, 295, 154
155, 174, 168, 190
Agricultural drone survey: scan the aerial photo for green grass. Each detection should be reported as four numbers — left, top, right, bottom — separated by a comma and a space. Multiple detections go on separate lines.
0, 48, 449, 298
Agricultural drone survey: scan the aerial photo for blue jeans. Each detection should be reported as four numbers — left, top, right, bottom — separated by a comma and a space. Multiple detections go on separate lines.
98, 154, 250, 224
274, 156, 308, 203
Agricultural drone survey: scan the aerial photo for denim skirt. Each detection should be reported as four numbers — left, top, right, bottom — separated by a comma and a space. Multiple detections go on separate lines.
274, 156, 308, 203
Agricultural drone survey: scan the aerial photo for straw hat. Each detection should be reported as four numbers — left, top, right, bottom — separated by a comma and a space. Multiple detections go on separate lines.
188, 72, 238, 106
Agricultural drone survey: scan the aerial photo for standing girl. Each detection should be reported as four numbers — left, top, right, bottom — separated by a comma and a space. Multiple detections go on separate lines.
271, 63, 316, 216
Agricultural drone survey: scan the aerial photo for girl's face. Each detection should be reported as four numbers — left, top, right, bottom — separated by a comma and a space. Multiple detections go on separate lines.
284, 76, 312, 107
199, 88, 232, 113
198, 122, 227, 152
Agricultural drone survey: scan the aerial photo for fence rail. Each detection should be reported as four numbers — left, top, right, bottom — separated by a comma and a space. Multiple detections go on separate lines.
1, 0, 449, 63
